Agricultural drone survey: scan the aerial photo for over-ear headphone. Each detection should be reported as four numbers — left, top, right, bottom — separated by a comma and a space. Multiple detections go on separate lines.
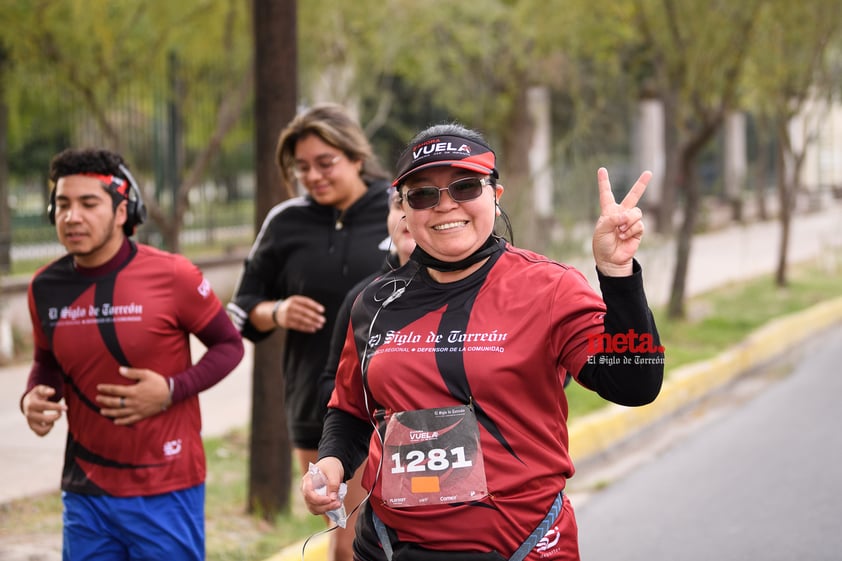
117, 164, 147, 235
48, 163, 147, 236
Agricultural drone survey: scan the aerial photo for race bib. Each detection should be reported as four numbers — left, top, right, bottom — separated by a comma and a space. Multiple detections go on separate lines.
381, 404, 488, 508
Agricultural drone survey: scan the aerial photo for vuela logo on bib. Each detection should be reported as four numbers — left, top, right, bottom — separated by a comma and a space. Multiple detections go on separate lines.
409, 430, 439, 442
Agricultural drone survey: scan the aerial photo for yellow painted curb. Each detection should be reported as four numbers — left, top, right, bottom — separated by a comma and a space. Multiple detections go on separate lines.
264, 534, 328, 561
568, 295, 842, 460
266, 295, 842, 561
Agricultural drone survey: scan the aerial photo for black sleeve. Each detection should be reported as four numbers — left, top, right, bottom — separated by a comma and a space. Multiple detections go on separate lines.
316, 271, 380, 415
228, 216, 286, 343
576, 260, 664, 406
318, 407, 374, 482
316, 291, 356, 414
228, 255, 276, 344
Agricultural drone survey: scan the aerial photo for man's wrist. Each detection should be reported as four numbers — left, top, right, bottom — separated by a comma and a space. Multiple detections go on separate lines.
162, 377, 174, 411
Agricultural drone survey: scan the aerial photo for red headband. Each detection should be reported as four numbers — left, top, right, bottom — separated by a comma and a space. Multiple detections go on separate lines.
81, 173, 129, 198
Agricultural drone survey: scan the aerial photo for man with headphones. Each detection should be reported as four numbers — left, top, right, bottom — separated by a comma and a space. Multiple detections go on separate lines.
21, 148, 244, 560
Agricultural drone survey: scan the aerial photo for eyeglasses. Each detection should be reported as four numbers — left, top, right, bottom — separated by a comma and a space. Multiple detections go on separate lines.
292, 154, 341, 180
403, 177, 492, 210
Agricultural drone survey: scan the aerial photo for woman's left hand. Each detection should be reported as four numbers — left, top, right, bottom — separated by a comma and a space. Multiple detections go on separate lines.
592, 167, 652, 277
301, 457, 345, 516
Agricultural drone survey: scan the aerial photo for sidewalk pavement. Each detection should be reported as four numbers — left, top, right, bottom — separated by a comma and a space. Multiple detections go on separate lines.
2, 202, 842, 559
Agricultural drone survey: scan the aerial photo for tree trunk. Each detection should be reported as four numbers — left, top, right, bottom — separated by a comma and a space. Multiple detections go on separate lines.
774, 151, 791, 287
163, 50, 184, 253
249, 330, 291, 520
636, 98, 666, 224
667, 151, 701, 319
248, 0, 297, 521
774, 121, 806, 288
665, 106, 723, 319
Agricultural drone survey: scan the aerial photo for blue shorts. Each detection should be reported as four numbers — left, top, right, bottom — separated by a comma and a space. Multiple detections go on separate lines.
62, 484, 205, 561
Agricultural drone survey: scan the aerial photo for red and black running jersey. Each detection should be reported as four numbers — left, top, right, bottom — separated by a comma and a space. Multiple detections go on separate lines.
27, 242, 227, 497
324, 239, 663, 556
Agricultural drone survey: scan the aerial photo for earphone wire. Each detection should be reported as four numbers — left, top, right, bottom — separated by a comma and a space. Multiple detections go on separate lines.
299, 266, 417, 561
299, 306, 389, 561
358, 263, 419, 501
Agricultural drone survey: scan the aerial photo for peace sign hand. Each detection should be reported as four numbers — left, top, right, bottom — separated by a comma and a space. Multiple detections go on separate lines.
592, 167, 652, 277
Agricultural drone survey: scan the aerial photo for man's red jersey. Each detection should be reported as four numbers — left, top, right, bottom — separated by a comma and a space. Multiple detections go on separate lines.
28, 243, 224, 496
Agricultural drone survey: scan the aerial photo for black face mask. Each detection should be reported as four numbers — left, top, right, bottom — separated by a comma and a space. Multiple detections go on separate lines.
411, 236, 502, 273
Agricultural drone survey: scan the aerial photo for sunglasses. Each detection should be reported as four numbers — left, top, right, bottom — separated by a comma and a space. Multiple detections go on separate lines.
403, 177, 492, 210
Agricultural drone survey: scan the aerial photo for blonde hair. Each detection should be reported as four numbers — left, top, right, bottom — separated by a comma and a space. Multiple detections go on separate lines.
275, 103, 387, 196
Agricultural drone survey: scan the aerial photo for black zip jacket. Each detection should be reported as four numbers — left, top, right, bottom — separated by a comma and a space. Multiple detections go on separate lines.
228, 179, 390, 442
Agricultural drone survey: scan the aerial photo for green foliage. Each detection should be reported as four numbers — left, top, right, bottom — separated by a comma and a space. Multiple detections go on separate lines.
628, 0, 764, 114
387, 1, 513, 126
743, 0, 842, 117
4, 0, 840, 200
297, 0, 636, 174
5, 0, 842, 339
1, 0, 251, 173
298, 0, 393, 105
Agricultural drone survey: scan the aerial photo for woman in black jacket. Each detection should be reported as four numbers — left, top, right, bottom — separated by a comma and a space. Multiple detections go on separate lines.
228, 103, 390, 561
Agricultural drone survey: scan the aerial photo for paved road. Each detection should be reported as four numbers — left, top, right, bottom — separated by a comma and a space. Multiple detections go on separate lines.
572, 322, 842, 560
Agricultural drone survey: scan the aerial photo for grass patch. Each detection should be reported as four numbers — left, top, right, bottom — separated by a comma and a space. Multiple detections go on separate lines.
0, 492, 64, 535
202, 428, 325, 561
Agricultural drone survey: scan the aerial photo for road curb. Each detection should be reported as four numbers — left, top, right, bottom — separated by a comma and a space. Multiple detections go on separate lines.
265, 536, 327, 561
266, 295, 842, 561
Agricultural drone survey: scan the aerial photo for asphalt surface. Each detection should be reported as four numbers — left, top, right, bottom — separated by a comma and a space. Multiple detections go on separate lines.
574, 321, 842, 560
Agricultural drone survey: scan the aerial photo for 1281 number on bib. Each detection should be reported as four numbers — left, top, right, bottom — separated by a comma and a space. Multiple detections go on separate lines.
381, 405, 488, 508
